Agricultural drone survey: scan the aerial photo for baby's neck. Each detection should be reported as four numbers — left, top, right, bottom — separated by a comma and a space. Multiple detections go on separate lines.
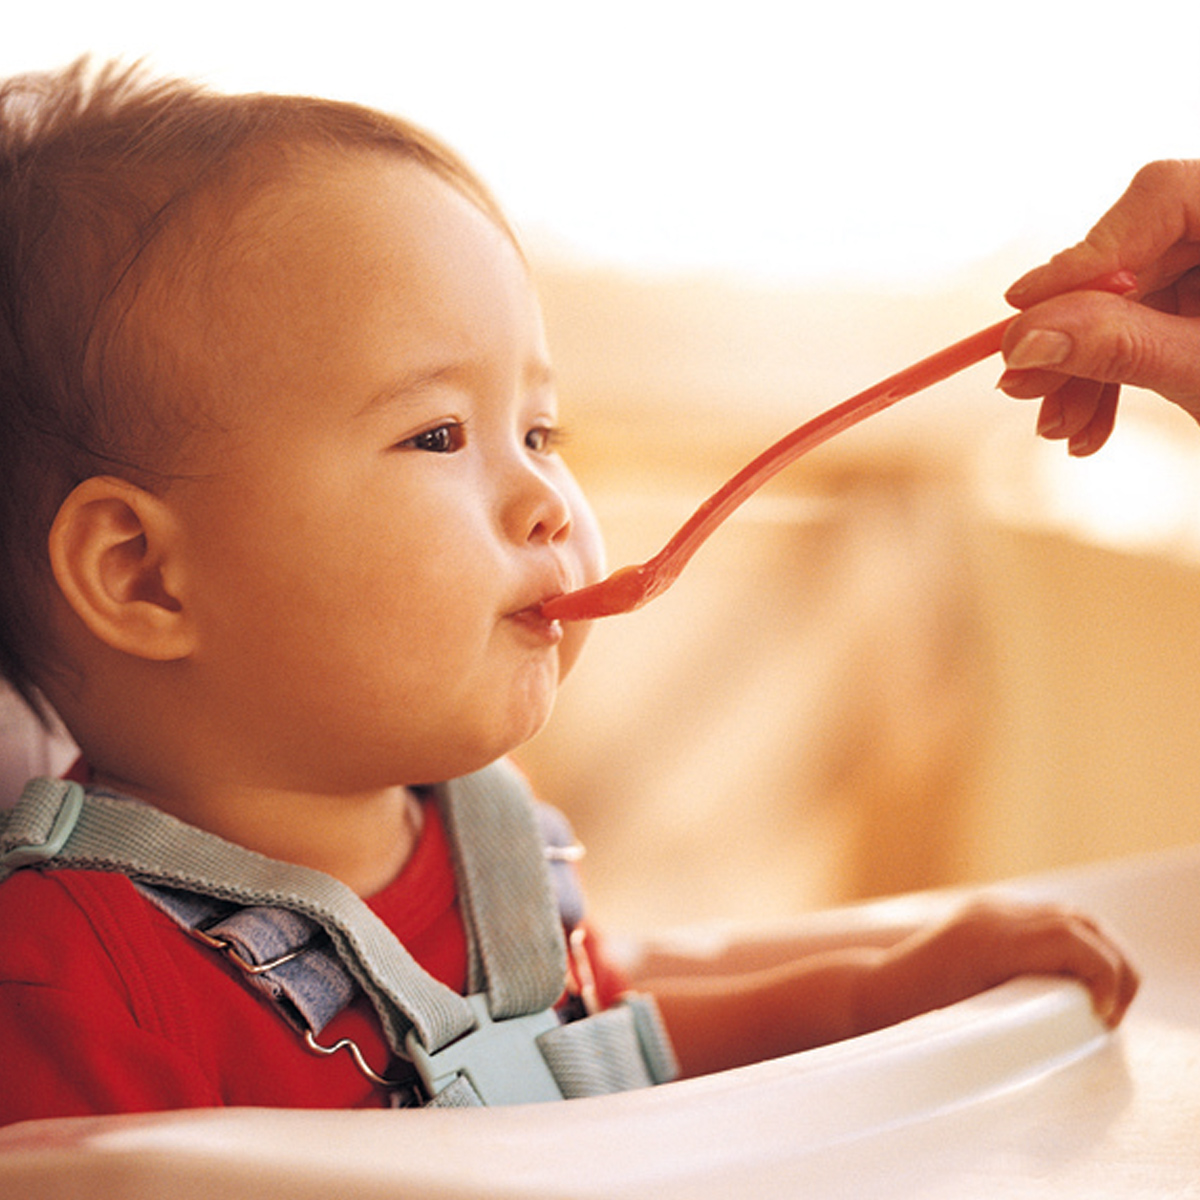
89, 770, 424, 897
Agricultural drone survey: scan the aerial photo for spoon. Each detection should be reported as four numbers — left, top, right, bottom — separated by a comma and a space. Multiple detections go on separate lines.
541, 272, 1137, 622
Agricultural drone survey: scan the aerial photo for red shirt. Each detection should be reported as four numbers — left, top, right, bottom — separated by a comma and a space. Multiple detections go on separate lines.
0, 801, 625, 1127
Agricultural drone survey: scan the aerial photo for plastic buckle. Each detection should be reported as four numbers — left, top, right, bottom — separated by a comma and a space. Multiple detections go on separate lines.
405, 993, 563, 1106
0, 781, 85, 869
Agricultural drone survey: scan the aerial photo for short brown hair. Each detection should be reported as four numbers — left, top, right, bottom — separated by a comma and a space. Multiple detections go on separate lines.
0, 58, 509, 720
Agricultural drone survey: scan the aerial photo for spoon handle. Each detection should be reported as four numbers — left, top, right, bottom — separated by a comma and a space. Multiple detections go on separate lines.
651, 269, 1138, 587
545, 270, 1138, 620
649, 318, 1008, 581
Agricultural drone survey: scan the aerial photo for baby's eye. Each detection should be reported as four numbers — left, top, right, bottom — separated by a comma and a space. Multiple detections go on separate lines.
402, 422, 466, 454
526, 424, 566, 454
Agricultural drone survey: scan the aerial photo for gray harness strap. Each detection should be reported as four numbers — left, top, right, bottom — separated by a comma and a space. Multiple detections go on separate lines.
0, 762, 677, 1105
439, 763, 567, 1019
0, 774, 477, 1055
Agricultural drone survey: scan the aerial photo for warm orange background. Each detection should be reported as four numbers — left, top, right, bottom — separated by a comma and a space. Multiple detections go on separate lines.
515, 257, 1200, 935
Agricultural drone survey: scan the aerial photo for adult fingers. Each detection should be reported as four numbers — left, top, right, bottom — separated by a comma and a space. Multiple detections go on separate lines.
1007, 160, 1200, 309
1000, 290, 1200, 417
1045, 380, 1121, 458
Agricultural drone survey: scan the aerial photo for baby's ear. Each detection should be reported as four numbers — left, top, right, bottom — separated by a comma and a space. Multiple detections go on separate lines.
48, 476, 196, 661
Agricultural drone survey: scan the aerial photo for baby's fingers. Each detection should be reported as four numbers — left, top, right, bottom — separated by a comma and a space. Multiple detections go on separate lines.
1065, 918, 1140, 1028
950, 899, 1140, 1029
1025, 908, 1139, 1028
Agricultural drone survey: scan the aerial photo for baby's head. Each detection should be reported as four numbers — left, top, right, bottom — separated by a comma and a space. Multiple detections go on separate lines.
0, 60, 602, 797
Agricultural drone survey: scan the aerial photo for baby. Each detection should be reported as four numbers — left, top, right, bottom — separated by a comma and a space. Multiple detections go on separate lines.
0, 60, 1137, 1124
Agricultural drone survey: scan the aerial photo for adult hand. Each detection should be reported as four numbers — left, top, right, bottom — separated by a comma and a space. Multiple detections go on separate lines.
999, 160, 1200, 455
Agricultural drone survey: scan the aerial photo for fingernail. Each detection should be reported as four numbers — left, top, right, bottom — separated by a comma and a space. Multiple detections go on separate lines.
1037, 398, 1064, 437
1006, 330, 1074, 371
1004, 273, 1035, 303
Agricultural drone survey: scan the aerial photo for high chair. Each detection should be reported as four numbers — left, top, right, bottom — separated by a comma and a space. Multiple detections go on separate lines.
1, 683, 1197, 1198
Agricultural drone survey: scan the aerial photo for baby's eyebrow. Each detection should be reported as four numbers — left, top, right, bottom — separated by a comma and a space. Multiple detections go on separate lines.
356, 357, 557, 417
356, 365, 459, 417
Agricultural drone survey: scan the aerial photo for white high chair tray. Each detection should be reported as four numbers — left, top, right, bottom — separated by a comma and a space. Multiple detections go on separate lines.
2, 842, 1198, 1199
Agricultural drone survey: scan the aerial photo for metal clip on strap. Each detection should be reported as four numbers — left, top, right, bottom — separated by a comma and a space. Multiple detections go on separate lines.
405, 993, 563, 1106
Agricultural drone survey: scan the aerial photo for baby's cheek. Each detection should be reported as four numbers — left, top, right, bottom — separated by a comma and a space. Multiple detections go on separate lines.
554, 466, 604, 679
561, 476, 606, 588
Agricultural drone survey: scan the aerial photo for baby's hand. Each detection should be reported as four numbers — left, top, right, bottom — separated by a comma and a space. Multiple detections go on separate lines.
876, 898, 1139, 1030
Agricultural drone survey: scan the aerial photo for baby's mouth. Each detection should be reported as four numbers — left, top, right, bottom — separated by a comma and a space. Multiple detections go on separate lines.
508, 604, 564, 643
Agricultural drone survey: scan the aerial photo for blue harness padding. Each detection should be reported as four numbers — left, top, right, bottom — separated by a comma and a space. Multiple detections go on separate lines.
131, 885, 361, 1044
0, 762, 678, 1106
